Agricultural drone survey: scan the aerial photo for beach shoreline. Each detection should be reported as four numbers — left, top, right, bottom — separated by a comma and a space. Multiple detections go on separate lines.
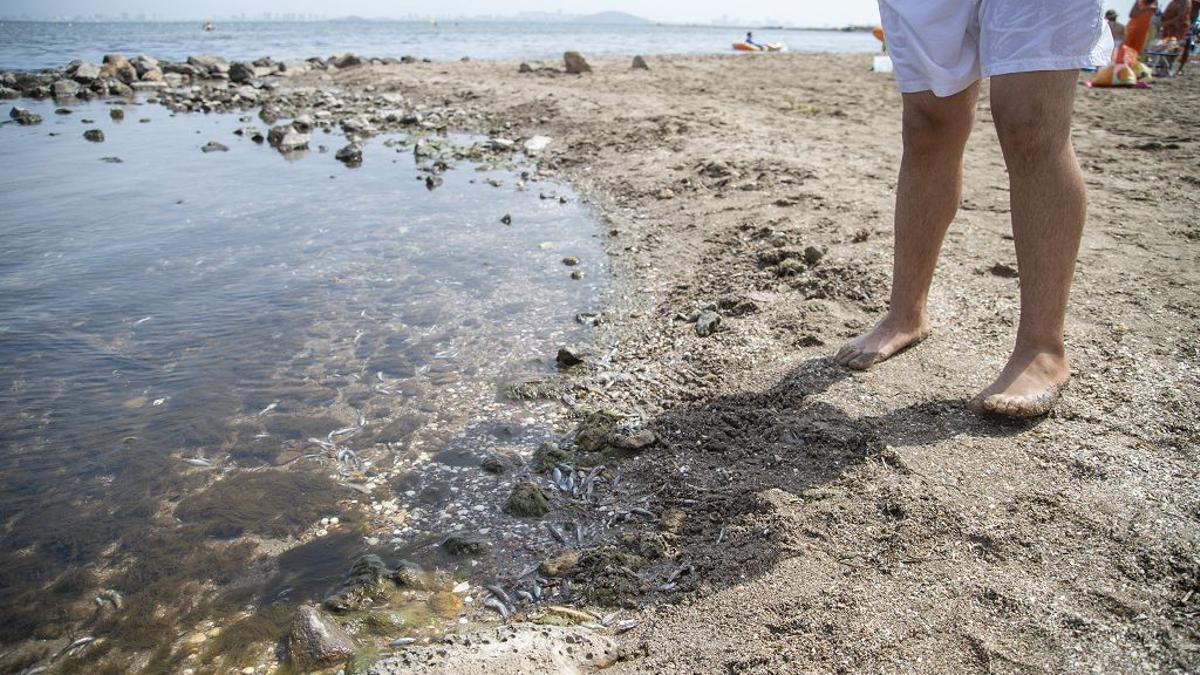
4, 51, 1199, 673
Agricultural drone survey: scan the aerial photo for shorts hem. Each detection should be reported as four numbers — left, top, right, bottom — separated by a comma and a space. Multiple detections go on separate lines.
982, 54, 1109, 78
895, 74, 981, 98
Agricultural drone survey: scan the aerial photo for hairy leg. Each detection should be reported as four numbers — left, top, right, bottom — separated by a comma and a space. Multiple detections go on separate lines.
835, 83, 979, 370
970, 70, 1084, 418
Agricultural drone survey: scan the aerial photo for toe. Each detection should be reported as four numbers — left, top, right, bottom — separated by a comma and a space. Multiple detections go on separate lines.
846, 351, 879, 371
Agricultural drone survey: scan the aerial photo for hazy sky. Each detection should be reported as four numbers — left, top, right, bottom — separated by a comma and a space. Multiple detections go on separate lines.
5, 0, 1136, 27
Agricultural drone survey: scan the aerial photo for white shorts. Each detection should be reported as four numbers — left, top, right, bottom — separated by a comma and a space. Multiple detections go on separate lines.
878, 0, 1114, 97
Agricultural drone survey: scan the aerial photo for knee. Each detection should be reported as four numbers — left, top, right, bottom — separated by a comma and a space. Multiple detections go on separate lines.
902, 105, 972, 157
993, 103, 1071, 169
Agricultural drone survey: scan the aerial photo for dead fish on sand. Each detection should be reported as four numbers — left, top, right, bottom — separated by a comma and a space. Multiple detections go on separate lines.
182, 457, 212, 467
483, 597, 509, 618
257, 402, 278, 416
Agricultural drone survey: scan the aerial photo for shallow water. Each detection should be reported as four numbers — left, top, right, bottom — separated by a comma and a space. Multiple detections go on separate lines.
0, 99, 606, 667
0, 20, 880, 71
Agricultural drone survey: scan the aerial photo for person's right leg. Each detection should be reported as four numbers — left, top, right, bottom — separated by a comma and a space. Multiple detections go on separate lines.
835, 83, 978, 370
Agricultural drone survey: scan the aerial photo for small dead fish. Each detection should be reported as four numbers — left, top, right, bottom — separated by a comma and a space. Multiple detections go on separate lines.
515, 590, 533, 603
152, 398, 167, 406
486, 584, 512, 606
58, 636, 94, 657
615, 619, 639, 634
573, 521, 585, 543
667, 564, 694, 584
656, 582, 677, 592
531, 580, 543, 600
483, 597, 509, 618
308, 438, 334, 450
545, 523, 566, 544
337, 448, 359, 466
388, 637, 416, 647
257, 402, 278, 416
134, 316, 152, 325
96, 589, 124, 610
716, 527, 726, 544
182, 458, 212, 467
551, 466, 562, 484
328, 426, 358, 439
356, 411, 366, 427
629, 507, 657, 520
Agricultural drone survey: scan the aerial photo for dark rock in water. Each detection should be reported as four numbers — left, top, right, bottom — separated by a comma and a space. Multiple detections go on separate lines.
570, 270, 585, 281
268, 124, 310, 153
228, 61, 256, 83
335, 142, 363, 166
391, 559, 429, 589
500, 214, 512, 225
695, 310, 721, 337
323, 555, 397, 612
201, 141, 229, 153
109, 108, 124, 120
442, 533, 490, 557
51, 79, 81, 99
632, 55, 650, 70
503, 482, 550, 518
400, 55, 418, 64
10, 106, 42, 125
531, 442, 570, 473
100, 156, 123, 163
561, 256, 580, 266
540, 549, 580, 577
480, 453, 514, 474
54, 107, 72, 115
291, 114, 315, 133
556, 346, 587, 368
83, 129, 105, 143
289, 605, 356, 670
564, 51, 592, 75
425, 175, 443, 191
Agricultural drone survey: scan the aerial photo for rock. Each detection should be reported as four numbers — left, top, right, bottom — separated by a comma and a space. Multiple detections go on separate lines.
480, 454, 513, 475
366, 625, 619, 674
531, 442, 570, 473
83, 129, 105, 142
188, 55, 229, 75
201, 141, 229, 153
538, 550, 580, 577
291, 114, 315, 132
55, 107, 72, 115
100, 54, 138, 83
803, 246, 825, 265
503, 482, 550, 518
323, 555, 397, 612
574, 411, 620, 453
268, 125, 310, 153
612, 429, 657, 451
228, 61, 256, 83
487, 137, 515, 151
51, 79, 81, 99
695, 310, 721, 337
441, 533, 490, 557
0, 87, 19, 100
425, 175, 443, 191
139, 68, 165, 83
279, 59, 312, 76
71, 62, 102, 83
391, 559, 429, 589
500, 214, 512, 225
335, 143, 363, 166
523, 135, 552, 154
570, 270, 585, 281
563, 51, 592, 74
518, 61, 547, 73
100, 156, 123, 163
109, 108, 124, 120
289, 605, 356, 670
656, 188, 676, 200
9, 106, 42, 125
555, 346, 587, 368
427, 591, 462, 617
131, 54, 159, 77
632, 55, 650, 70
332, 53, 363, 68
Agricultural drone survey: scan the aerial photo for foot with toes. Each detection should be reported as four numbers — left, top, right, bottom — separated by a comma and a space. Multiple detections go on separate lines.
969, 346, 1070, 419
834, 314, 931, 371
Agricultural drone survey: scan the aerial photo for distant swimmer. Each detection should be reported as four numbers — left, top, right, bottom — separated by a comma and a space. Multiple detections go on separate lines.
202, 22, 214, 32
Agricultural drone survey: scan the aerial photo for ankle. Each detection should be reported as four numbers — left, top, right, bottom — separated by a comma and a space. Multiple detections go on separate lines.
882, 307, 929, 332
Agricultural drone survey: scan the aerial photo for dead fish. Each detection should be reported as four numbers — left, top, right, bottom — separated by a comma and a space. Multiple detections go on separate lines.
486, 584, 512, 606
667, 564, 694, 583
57, 636, 94, 658
308, 438, 334, 450
96, 589, 124, 610
388, 637, 416, 647
573, 521, 585, 543
545, 523, 566, 544
551, 466, 562, 484
629, 507, 657, 520
337, 448, 359, 467
356, 410, 366, 427
656, 582, 677, 592
615, 619, 639, 634
257, 402, 278, 416
182, 458, 212, 467
134, 316, 152, 325
515, 590, 533, 603
328, 426, 358, 439
531, 580, 543, 600
483, 597, 509, 618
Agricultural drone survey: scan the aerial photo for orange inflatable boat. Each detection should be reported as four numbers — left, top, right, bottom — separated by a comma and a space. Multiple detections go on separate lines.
732, 42, 786, 52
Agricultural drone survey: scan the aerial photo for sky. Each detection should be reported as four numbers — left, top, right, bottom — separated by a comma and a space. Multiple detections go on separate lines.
2, 0, 1137, 27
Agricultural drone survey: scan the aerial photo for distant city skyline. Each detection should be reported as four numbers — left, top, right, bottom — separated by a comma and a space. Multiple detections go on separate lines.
0, 1, 1136, 28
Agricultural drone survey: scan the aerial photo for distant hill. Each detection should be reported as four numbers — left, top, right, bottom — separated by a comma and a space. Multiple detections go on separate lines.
576, 11, 652, 25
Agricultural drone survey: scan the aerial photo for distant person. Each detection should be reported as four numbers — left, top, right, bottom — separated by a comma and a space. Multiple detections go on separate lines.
839, 1, 1112, 417
1126, 0, 1159, 53
745, 32, 760, 48
1161, 0, 1193, 40
1107, 9, 1127, 45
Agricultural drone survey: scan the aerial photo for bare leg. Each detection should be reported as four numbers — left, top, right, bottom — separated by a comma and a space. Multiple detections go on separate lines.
835, 83, 979, 370
969, 71, 1083, 418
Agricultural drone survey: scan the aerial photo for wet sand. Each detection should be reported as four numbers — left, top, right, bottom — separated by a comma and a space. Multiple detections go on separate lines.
4, 51, 1199, 672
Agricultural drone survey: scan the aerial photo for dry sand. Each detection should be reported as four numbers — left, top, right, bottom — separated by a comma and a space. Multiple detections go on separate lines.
320, 53, 1198, 672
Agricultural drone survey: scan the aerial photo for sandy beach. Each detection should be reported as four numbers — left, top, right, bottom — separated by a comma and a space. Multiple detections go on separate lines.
331, 53, 1200, 673
3, 50, 1198, 673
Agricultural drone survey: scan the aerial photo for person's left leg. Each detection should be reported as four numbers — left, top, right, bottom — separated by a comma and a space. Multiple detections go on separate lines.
970, 70, 1084, 418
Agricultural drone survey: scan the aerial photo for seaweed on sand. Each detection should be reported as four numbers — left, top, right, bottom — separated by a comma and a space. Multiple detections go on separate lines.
175, 471, 343, 539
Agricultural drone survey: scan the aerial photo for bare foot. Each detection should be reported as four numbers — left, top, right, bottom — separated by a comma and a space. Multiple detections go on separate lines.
969, 346, 1070, 418
833, 314, 931, 371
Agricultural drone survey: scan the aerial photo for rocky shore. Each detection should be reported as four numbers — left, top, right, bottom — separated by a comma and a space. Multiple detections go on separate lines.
4, 49, 1198, 674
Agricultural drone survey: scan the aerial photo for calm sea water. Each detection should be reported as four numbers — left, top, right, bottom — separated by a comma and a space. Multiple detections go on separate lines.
0, 20, 879, 71
0, 98, 606, 669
